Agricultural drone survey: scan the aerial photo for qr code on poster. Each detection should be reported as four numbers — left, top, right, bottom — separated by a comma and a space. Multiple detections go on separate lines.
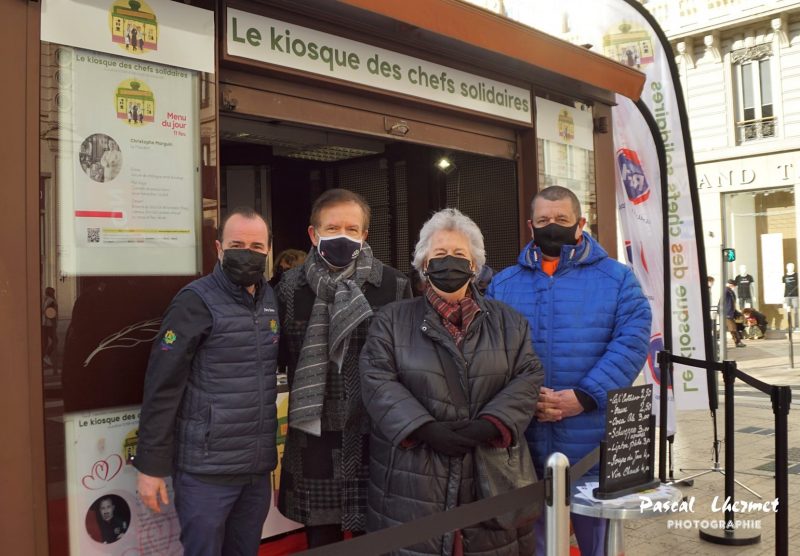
87, 228, 100, 243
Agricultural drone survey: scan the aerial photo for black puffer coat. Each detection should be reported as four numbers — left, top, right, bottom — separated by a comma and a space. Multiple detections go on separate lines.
359, 292, 543, 556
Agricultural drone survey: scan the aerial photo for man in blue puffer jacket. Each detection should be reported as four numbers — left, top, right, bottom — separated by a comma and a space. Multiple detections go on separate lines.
487, 186, 651, 556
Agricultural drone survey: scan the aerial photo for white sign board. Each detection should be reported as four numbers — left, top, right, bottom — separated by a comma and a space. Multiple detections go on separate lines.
64, 406, 183, 555
57, 47, 200, 276
761, 233, 785, 305
226, 8, 532, 124
42, 0, 214, 73
535, 97, 594, 151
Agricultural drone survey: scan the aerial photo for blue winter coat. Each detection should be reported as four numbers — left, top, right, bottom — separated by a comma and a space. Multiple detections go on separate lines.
486, 233, 651, 472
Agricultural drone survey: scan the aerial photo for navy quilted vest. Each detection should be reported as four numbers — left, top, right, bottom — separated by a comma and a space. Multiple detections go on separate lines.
176, 264, 279, 475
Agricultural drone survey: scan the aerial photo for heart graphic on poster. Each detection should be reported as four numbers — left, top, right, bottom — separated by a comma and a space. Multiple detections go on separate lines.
81, 454, 123, 490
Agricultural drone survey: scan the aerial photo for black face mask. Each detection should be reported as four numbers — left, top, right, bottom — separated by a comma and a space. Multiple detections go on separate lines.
533, 222, 580, 258
425, 256, 474, 293
221, 249, 267, 287
317, 235, 362, 268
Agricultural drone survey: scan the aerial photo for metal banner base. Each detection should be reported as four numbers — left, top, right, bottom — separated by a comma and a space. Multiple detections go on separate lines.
677, 462, 762, 498
699, 527, 761, 546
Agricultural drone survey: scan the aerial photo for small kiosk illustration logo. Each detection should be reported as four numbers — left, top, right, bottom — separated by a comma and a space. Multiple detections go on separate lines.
603, 22, 655, 69
557, 109, 575, 142
110, 0, 158, 54
115, 79, 155, 126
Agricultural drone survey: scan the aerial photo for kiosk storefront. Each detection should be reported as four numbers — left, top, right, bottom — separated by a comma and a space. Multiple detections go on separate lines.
1, 0, 645, 553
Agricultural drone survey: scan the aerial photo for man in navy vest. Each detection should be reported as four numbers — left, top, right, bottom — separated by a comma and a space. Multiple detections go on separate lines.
135, 207, 279, 556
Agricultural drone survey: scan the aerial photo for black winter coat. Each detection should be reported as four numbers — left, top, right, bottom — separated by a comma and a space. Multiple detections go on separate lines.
359, 292, 544, 556
276, 259, 412, 530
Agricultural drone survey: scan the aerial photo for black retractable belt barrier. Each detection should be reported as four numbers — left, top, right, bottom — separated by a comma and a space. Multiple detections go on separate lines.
294, 449, 600, 556
658, 351, 792, 555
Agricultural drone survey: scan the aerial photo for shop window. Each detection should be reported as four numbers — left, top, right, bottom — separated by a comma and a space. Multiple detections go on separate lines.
39, 40, 216, 554
732, 45, 775, 143
724, 188, 796, 330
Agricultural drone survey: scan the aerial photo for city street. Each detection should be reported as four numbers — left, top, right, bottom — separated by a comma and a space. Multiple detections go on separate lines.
623, 336, 800, 554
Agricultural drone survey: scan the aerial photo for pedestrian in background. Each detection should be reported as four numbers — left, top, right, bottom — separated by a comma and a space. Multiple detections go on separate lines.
723, 279, 746, 347
742, 307, 767, 340
269, 248, 306, 287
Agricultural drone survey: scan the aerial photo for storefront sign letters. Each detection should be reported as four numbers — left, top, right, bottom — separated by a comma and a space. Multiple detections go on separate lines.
697, 156, 800, 191
226, 8, 532, 124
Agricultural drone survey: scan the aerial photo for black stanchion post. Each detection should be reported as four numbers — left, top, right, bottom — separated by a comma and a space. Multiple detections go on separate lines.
656, 350, 671, 483
772, 385, 792, 556
699, 361, 761, 546
723, 361, 734, 528
788, 313, 794, 369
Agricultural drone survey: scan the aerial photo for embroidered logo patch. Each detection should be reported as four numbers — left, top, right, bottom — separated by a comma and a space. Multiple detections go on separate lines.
160, 329, 177, 351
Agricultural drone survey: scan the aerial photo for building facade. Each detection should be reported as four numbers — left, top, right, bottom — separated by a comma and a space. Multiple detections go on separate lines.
646, 0, 800, 328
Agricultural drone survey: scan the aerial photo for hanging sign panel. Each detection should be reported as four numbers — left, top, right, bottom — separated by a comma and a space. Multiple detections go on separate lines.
535, 97, 594, 151
57, 47, 200, 276
225, 8, 532, 124
42, 0, 214, 73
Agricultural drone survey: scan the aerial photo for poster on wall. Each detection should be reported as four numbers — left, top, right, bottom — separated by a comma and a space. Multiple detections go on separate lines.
57, 47, 200, 275
41, 0, 214, 73
64, 406, 182, 555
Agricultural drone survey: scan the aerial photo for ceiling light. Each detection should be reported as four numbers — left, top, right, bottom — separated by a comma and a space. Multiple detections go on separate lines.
435, 157, 456, 175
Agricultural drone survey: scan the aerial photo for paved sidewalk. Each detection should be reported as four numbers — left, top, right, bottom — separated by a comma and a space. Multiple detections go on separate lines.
620, 337, 800, 555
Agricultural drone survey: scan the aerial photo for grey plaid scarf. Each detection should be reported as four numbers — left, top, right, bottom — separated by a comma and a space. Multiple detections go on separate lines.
288, 244, 375, 435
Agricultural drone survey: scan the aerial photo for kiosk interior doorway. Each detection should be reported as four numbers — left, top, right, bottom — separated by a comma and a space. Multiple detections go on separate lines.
219, 115, 521, 281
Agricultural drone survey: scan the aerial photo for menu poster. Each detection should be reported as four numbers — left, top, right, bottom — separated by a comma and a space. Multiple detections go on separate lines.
64, 406, 182, 555
595, 384, 660, 499
57, 47, 200, 276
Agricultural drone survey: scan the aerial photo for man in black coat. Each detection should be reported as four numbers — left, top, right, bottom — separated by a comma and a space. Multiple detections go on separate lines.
276, 189, 411, 547
723, 279, 745, 347
135, 207, 279, 556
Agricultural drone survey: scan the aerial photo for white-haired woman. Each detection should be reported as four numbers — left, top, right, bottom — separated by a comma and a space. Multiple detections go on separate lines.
359, 208, 543, 555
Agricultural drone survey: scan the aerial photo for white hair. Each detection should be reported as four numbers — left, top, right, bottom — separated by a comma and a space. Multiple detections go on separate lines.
412, 208, 486, 280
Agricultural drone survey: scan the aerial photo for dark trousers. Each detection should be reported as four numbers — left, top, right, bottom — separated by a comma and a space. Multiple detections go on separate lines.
41, 325, 56, 357
173, 471, 270, 556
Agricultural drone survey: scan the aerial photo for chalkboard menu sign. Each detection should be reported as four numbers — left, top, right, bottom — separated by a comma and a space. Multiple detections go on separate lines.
594, 384, 660, 499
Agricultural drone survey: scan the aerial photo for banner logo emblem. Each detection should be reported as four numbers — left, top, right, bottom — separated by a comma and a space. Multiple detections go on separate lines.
617, 148, 651, 205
